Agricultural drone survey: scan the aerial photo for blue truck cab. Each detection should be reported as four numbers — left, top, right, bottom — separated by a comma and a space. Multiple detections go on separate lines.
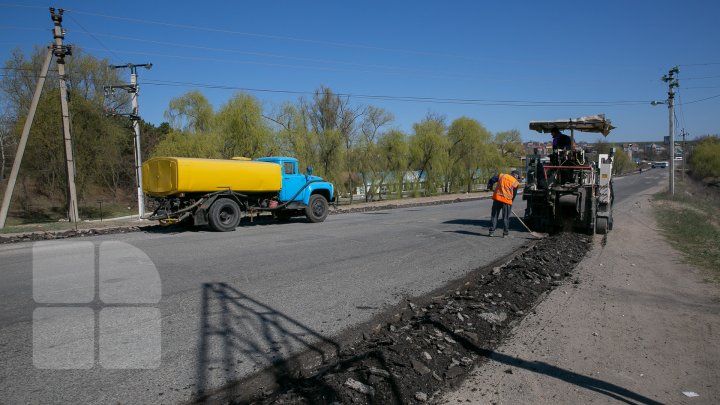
253, 156, 334, 224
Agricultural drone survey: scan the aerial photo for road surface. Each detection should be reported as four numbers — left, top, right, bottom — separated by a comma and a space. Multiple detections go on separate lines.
0, 170, 669, 403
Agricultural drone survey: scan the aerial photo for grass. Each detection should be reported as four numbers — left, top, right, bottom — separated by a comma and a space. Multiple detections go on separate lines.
653, 179, 720, 281
0, 202, 140, 235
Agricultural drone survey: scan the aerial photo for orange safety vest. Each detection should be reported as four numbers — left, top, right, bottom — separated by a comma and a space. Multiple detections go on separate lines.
492, 173, 519, 205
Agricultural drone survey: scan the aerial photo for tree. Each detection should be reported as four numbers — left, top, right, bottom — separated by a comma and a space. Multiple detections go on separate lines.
214, 92, 270, 158
595, 139, 634, 175
689, 135, 720, 181
164, 91, 213, 133
266, 102, 317, 167
302, 86, 363, 190
494, 129, 523, 166
447, 117, 494, 193
377, 129, 409, 198
409, 114, 448, 195
356, 106, 393, 202
1, 47, 135, 212
0, 113, 14, 181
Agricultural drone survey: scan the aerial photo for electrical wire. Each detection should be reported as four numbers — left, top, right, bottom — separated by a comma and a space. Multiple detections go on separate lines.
65, 14, 122, 64
679, 93, 720, 105
141, 78, 653, 107
69, 30, 464, 76
679, 62, 720, 67
682, 75, 720, 80
64, 8, 525, 65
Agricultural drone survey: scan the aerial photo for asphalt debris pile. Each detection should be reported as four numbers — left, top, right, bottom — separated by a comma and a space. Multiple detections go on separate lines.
0, 226, 143, 244
250, 232, 592, 404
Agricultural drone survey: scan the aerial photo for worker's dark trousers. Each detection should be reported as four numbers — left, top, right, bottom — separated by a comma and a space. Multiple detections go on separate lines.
489, 200, 511, 235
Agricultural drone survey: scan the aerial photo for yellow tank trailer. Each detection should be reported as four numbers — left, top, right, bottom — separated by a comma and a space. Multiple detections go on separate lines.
142, 157, 282, 197
142, 156, 335, 231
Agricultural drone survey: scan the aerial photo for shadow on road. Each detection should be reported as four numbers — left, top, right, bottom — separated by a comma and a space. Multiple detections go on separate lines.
429, 320, 664, 405
192, 282, 409, 404
194, 282, 339, 403
443, 218, 527, 232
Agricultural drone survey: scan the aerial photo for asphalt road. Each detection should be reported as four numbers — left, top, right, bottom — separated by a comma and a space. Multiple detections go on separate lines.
0, 169, 665, 404
0, 190, 523, 403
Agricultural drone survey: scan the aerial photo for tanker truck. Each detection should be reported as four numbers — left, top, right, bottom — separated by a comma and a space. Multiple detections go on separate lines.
141, 156, 334, 231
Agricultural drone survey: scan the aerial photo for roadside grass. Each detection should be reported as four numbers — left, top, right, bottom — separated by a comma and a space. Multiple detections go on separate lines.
653, 181, 720, 281
1, 202, 140, 234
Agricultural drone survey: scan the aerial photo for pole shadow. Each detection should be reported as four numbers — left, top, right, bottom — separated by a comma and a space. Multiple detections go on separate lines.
193, 283, 406, 404
428, 320, 665, 405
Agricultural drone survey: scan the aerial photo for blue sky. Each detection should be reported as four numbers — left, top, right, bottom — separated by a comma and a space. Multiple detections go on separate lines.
1, 1, 718, 143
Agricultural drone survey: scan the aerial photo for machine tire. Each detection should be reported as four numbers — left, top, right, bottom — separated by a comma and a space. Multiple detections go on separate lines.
305, 194, 329, 223
208, 198, 241, 232
596, 217, 608, 235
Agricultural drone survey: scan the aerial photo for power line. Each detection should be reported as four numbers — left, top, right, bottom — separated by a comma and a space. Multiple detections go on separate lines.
79, 46, 491, 82
66, 8, 479, 60
65, 14, 122, 63
142, 78, 652, 107
69, 30, 460, 76
64, 8, 639, 71
682, 75, 720, 80
679, 62, 720, 67
680, 93, 720, 105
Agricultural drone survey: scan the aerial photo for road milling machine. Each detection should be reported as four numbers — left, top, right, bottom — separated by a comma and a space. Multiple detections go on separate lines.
522, 115, 615, 235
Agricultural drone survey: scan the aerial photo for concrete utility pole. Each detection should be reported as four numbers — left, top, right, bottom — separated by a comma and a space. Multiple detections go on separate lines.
106, 63, 152, 219
662, 66, 679, 195
0, 8, 79, 229
0, 49, 53, 229
52, 8, 80, 223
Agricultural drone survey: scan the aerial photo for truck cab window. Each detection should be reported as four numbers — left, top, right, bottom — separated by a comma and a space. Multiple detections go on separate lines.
284, 162, 295, 175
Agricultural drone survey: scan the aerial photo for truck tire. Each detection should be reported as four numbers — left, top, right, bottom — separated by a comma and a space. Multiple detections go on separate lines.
305, 194, 329, 223
596, 217, 608, 235
209, 198, 241, 232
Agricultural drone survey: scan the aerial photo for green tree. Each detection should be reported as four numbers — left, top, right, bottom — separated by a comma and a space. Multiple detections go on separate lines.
164, 91, 213, 133
595, 139, 635, 175
409, 114, 448, 196
214, 92, 270, 158
266, 102, 318, 168
357, 106, 393, 202
303, 86, 362, 190
447, 117, 494, 193
0, 46, 140, 215
377, 129, 409, 198
494, 129, 523, 170
690, 135, 720, 180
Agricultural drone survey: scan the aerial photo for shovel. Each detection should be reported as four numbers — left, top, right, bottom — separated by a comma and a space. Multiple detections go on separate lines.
511, 208, 547, 239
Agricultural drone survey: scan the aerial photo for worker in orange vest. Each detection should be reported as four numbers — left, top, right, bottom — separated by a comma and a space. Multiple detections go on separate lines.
487, 170, 520, 238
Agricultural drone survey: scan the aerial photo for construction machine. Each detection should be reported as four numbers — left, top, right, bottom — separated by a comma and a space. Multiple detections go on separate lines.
522, 115, 615, 235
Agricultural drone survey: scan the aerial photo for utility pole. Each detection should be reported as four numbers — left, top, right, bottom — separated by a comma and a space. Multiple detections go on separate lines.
662, 66, 679, 195
52, 8, 80, 223
105, 63, 152, 219
1, 8, 79, 228
0, 49, 53, 229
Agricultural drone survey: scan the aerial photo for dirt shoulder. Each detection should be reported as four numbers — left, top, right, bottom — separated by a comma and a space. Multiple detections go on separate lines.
442, 183, 720, 404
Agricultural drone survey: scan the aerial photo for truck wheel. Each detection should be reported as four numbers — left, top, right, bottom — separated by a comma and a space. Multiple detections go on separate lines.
305, 194, 329, 223
209, 198, 241, 232
596, 217, 608, 235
